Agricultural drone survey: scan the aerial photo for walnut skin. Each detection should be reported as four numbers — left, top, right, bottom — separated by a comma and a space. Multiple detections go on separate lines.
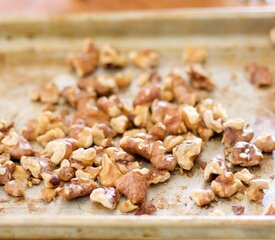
191, 189, 215, 207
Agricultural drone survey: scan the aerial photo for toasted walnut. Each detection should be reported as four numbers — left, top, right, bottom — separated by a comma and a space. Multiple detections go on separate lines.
70, 148, 96, 167
163, 135, 185, 152
36, 128, 65, 147
31, 82, 60, 105
133, 104, 152, 128
99, 45, 126, 68
191, 189, 215, 207
123, 129, 146, 137
12, 165, 30, 184
67, 39, 98, 77
110, 115, 129, 134
0, 153, 11, 165
211, 172, 243, 198
222, 119, 254, 148
118, 199, 138, 213
59, 177, 97, 200
91, 123, 115, 147
264, 203, 275, 215
61, 86, 79, 108
0, 160, 15, 184
105, 147, 134, 162
151, 100, 178, 123
229, 141, 263, 167
163, 112, 187, 135
114, 72, 131, 88
129, 49, 159, 69
183, 47, 207, 64
135, 200, 156, 215
173, 138, 202, 170
137, 70, 161, 87
234, 168, 256, 185
116, 161, 140, 174
197, 125, 214, 141
90, 187, 119, 209
149, 122, 166, 141
246, 179, 269, 202
41, 172, 60, 189
40, 188, 57, 203
120, 135, 177, 171
53, 159, 75, 182
253, 133, 275, 153
204, 155, 228, 181
69, 124, 93, 148
187, 64, 215, 91
97, 95, 126, 118
245, 63, 273, 87
20, 156, 50, 179
133, 83, 161, 107
144, 168, 170, 185
2, 132, 34, 160
116, 171, 148, 204
76, 166, 102, 180
4, 180, 25, 197
0, 120, 13, 134
181, 105, 200, 130
45, 138, 77, 165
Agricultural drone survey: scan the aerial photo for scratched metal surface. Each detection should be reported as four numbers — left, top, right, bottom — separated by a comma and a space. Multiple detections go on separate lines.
0, 10, 274, 239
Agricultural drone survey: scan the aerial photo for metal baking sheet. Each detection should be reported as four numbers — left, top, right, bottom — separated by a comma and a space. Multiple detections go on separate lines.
0, 9, 274, 239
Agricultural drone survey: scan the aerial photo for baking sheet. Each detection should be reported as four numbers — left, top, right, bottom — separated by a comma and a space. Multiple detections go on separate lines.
0, 9, 274, 239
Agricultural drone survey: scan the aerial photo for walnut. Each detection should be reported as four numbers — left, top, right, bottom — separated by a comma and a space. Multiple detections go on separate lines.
67, 39, 99, 77
133, 104, 151, 128
68, 124, 93, 148
0, 153, 11, 164
135, 200, 156, 215
191, 189, 215, 207
116, 171, 148, 204
2, 132, 34, 159
98, 154, 122, 187
144, 168, 170, 185
137, 70, 161, 87
246, 179, 269, 202
20, 156, 50, 179
91, 123, 116, 147
183, 47, 207, 64
229, 141, 263, 167
234, 168, 256, 185
116, 161, 140, 174
232, 205, 245, 215
222, 119, 254, 148
0, 160, 15, 184
253, 133, 275, 153
105, 147, 134, 163
75, 166, 102, 180
12, 165, 30, 184
211, 172, 243, 198
61, 86, 79, 108
36, 128, 65, 147
118, 199, 138, 213
120, 135, 177, 171
0, 120, 13, 134
90, 187, 119, 209
197, 125, 214, 141
163, 135, 185, 152
264, 203, 275, 215
181, 105, 200, 130
110, 115, 129, 134
40, 188, 57, 203
54, 159, 75, 182
163, 112, 187, 135
151, 100, 178, 123
4, 180, 25, 197
129, 49, 159, 69
45, 138, 77, 165
70, 148, 96, 167
204, 155, 228, 181
149, 122, 166, 141
133, 83, 160, 106
123, 128, 146, 137
173, 138, 202, 170
31, 82, 60, 105
245, 63, 273, 87
59, 177, 97, 200
97, 95, 125, 118
99, 45, 126, 68
41, 172, 61, 189
114, 73, 131, 88
187, 64, 215, 90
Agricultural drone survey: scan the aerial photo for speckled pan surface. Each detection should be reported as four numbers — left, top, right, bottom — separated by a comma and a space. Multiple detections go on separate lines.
0, 9, 274, 239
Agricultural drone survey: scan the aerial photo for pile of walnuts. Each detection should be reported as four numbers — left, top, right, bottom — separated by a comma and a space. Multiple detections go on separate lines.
0, 39, 274, 215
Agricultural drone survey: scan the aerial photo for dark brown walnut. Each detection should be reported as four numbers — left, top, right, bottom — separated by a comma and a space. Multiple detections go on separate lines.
135, 200, 156, 215
4, 180, 25, 197
116, 171, 148, 204
68, 123, 93, 148
137, 70, 161, 87
149, 122, 167, 141
30, 82, 60, 105
229, 141, 263, 167
41, 172, 61, 189
246, 179, 269, 202
222, 119, 254, 148
187, 64, 215, 91
245, 63, 273, 87
151, 100, 178, 123
40, 188, 57, 203
0, 160, 15, 184
129, 49, 160, 69
253, 133, 275, 153
99, 44, 126, 68
183, 47, 207, 64
90, 187, 119, 209
191, 189, 215, 207
264, 203, 275, 215
133, 83, 161, 107
144, 168, 170, 185
59, 178, 98, 200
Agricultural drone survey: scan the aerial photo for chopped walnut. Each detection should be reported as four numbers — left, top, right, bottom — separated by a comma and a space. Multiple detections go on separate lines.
0, 160, 15, 184
135, 200, 156, 215
151, 100, 178, 123
163, 112, 187, 135
133, 104, 152, 128
0, 120, 13, 134
12, 165, 30, 184
246, 179, 269, 202
253, 133, 275, 153
245, 63, 273, 87
187, 64, 215, 91
118, 199, 138, 213
114, 72, 131, 88
54, 159, 75, 182
173, 138, 202, 170
129, 49, 159, 69
40, 188, 57, 203
211, 172, 243, 198
137, 70, 161, 87
144, 168, 170, 185
229, 141, 263, 167
4, 180, 25, 197
234, 168, 256, 185
41, 172, 60, 189
97, 95, 126, 118
232, 205, 245, 215
191, 189, 215, 207
68, 124, 93, 148
183, 47, 207, 64
204, 155, 228, 181
197, 125, 214, 141
70, 148, 96, 167
116, 171, 148, 204
99, 45, 126, 68
149, 122, 166, 141
123, 128, 146, 137
110, 115, 129, 134
116, 161, 140, 174
264, 203, 275, 215
20, 156, 50, 179
181, 105, 200, 130
105, 147, 134, 163
80, 166, 102, 180
133, 83, 161, 106
91, 123, 115, 147
163, 135, 185, 152
222, 119, 254, 148
31, 82, 60, 105
36, 128, 65, 147
61, 86, 79, 108
90, 187, 119, 209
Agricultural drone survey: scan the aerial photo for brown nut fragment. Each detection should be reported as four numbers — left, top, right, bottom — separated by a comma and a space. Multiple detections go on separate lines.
0, 160, 15, 184
173, 138, 202, 170
69, 124, 93, 148
144, 168, 170, 185
40, 188, 57, 203
149, 122, 166, 141
119, 199, 138, 213
222, 119, 254, 148
253, 133, 275, 153
2, 132, 34, 160
245, 63, 273, 87
129, 49, 160, 69
232, 205, 245, 215
12, 165, 30, 184
0, 120, 13, 134
133, 83, 161, 107
41, 172, 60, 189
163, 135, 185, 152
110, 115, 129, 134
97, 95, 125, 117
31, 82, 60, 105
116, 171, 148, 204
20, 156, 50, 179
137, 70, 161, 87
135, 200, 156, 215
99, 45, 126, 68
59, 177, 98, 200
116, 161, 140, 175
234, 168, 256, 185
204, 155, 228, 181
187, 64, 215, 91
61, 86, 79, 108
105, 147, 134, 163
151, 100, 178, 123
114, 73, 131, 88
133, 104, 151, 128
191, 189, 215, 207
36, 128, 65, 147
91, 123, 116, 147
45, 138, 77, 165
264, 203, 275, 215
183, 47, 207, 64
54, 159, 75, 182
197, 125, 214, 141
246, 179, 269, 202
70, 148, 96, 167
163, 112, 187, 135
90, 187, 119, 209
229, 141, 263, 167
76, 166, 102, 180
4, 180, 25, 197
211, 172, 243, 198
181, 105, 200, 130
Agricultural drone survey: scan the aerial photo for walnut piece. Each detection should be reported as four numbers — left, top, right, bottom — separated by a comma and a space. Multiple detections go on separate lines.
54, 159, 75, 182
40, 188, 57, 203
41, 172, 60, 189
69, 124, 93, 148
90, 187, 119, 209
133, 83, 161, 107
76, 166, 102, 180
0, 160, 15, 184
133, 104, 151, 128
70, 148, 96, 167
163, 135, 185, 152
12, 165, 30, 184
149, 122, 166, 141
204, 155, 228, 181
144, 168, 170, 185
118, 199, 138, 213
234, 168, 256, 185
183, 47, 207, 64
110, 115, 129, 134
137, 70, 160, 87
246, 179, 269, 202
264, 203, 275, 215
4, 180, 25, 197
129, 49, 160, 69
91, 123, 116, 147
20, 156, 50, 179
181, 105, 200, 130
114, 73, 131, 88
31, 82, 60, 105
99, 45, 126, 68
36, 128, 65, 147
245, 63, 273, 87
191, 189, 215, 207
253, 133, 275, 153
135, 200, 156, 215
